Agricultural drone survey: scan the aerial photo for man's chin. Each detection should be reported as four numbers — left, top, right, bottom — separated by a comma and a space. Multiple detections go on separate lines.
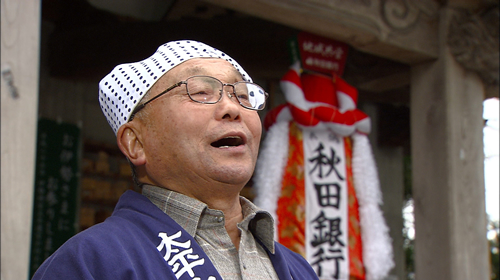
210, 168, 252, 187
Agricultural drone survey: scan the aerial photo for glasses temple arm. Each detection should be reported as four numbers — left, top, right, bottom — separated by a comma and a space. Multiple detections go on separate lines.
129, 81, 184, 120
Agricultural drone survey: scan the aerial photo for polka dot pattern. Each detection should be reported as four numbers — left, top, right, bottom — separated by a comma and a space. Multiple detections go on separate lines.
99, 40, 252, 134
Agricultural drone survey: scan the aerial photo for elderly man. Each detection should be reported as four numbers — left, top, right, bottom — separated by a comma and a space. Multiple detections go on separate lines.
32, 40, 318, 280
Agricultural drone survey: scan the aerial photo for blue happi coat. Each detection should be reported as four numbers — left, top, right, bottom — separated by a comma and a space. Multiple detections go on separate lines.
32, 190, 318, 280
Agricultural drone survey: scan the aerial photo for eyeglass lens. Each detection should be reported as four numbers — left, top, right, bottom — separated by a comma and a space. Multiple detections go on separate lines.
186, 76, 266, 110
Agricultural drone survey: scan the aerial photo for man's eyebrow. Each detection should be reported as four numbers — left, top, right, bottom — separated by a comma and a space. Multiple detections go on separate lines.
184, 66, 206, 76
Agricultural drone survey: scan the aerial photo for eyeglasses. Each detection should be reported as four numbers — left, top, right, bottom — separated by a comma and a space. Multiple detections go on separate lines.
130, 75, 268, 120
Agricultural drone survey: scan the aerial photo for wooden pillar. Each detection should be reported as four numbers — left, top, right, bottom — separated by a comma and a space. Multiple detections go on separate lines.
1, 0, 41, 279
410, 7, 489, 280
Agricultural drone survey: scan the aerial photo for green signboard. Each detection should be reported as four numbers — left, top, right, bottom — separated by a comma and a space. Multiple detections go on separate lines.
29, 118, 81, 277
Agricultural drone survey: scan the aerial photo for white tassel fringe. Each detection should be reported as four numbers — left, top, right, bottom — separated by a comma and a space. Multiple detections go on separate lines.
351, 132, 394, 280
253, 121, 290, 237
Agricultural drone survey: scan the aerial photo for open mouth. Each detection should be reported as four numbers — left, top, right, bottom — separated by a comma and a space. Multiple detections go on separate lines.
211, 136, 244, 148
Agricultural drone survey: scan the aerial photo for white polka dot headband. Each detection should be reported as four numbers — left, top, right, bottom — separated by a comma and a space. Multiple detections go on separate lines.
99, 40, 252, 134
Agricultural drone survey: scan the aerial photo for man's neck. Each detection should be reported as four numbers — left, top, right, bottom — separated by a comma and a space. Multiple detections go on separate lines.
143, 182, 245, 249
195, 192, 244, 250
223, 201, 243, 250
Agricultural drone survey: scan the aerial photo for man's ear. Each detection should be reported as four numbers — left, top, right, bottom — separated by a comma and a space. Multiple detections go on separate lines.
117, 123, 146, 166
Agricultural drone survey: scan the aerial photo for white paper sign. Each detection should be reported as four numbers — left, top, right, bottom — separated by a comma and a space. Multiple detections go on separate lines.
304, 130, 349, 280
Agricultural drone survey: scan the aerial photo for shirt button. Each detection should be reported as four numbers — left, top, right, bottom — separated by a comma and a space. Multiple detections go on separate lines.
217, 216, 224, 223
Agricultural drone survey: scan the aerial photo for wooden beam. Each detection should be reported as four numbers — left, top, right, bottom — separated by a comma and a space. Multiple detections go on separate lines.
357, 72, 411, 93
202, 0, 440, 64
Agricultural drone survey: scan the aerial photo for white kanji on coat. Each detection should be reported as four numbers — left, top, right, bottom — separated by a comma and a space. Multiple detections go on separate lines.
157, 231, 214, 279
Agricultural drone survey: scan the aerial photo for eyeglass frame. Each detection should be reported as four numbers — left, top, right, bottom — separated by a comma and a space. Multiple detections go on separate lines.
129, 75, 268, 121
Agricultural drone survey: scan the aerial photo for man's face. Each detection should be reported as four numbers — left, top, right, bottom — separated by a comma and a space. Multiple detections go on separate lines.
137, 58, 262, 195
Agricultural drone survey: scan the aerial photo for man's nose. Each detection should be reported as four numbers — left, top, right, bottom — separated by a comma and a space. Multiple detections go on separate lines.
222, 85, 238, 104
215, 85, 241, 120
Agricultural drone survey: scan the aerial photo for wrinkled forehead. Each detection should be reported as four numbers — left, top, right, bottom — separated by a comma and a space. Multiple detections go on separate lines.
158, 58, 244, 85
98, 40, 251, 134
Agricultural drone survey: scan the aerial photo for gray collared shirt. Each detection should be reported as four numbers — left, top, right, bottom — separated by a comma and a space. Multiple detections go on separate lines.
142, 185, 279, 280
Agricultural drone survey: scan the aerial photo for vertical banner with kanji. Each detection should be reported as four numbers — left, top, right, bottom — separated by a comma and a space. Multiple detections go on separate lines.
29, 118, 81, 277
304, 130, 349, 279
253, 41, 394, 279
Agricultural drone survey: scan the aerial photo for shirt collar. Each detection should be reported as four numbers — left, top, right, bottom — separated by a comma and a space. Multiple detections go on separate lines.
239, 196, 276, 253
141, 184, 275, 253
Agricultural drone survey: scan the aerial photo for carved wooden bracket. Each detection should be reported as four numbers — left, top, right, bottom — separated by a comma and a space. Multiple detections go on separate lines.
447, 5, 499, 89
381, 0, 439, 31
